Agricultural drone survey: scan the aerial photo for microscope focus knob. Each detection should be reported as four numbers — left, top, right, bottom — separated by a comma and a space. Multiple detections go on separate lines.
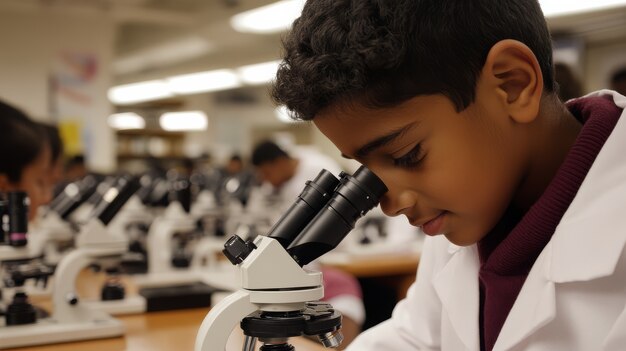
66, 293, 79, 305
222, 235, 256, 265
319, 329, 344, 348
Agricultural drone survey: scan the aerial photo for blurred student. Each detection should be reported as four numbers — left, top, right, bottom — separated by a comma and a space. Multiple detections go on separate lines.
64, 155, 88, 182
216, 154, 256, 206
554, 62, 583, 102
40, 123, 65, 198
0, 100, 53, 220
251, 140, 342, 211
224, 154, 244, 175
611, 66, 626, 96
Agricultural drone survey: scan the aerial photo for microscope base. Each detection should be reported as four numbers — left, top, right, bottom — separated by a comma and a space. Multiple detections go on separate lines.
83, 295, 147, 315
139, 282, 215, 312
0, 315, 124, 348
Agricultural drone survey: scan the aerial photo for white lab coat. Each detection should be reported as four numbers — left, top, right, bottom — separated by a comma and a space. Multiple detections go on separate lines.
346, 90, 626, 351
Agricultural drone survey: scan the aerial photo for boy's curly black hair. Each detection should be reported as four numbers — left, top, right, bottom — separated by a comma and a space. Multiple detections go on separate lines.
272, 0, 555, 121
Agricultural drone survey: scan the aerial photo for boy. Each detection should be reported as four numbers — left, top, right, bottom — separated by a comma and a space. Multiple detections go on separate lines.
271, 1, 626, 351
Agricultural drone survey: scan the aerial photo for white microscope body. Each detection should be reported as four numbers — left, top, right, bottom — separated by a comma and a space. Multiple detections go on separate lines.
0, 218, 127, 349
195, 236, 330, 351
34, 211, 75, 266
0, 211, 74, 302
107, 195, 153, 240
190, 189, 229, 258
0, 245, 43, 303
132, 201, 200, 288
82, 195, 152, 315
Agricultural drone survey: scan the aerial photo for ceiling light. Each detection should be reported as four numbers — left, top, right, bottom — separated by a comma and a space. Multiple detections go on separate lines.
108, 80, 172, 105
113, 36, 213, 76
230, 0, 305, 34
166, 69, 241, 94
238, 60, 281, 85
540, 0, 626, 17
160, 111, 208, 131
108, 112, 145, 130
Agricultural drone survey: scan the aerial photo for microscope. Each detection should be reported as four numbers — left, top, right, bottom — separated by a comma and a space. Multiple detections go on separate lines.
195, 166, 387, 351
68, 175, 119, 225
34, 175, 100, 265
0, 177, 100, 302
138, 176, 197, 280
107, 174, 156, 275
0, 192, 50, 301
83, 189, 152, 316
126, 175, 218, 313
0, 176, 140, 348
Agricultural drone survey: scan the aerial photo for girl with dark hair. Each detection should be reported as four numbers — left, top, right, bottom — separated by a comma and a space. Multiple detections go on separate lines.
40, 123, 65, 192
0, 100, 53, 220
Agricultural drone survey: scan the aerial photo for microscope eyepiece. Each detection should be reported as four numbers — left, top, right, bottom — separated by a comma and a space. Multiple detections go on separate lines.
49, 175, 99, 220
91, 176, 141, 226
221, 166, 386, 267
0, 196, 6, 243
8, 191, 29, 247
169, 176, 192, 213
268, 169, 340, 248
86, 176, 118, 206
286, 166, 387, 266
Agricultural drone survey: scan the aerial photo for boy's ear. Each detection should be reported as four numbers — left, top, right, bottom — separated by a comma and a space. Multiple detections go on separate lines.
482, 39, 543, 124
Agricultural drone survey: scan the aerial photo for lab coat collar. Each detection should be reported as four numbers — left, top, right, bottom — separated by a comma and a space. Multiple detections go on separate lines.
494, 90, 626, 351
433, 245, 481, 351
548, 90, 626, 283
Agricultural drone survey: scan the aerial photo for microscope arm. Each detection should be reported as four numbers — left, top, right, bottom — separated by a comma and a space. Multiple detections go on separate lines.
52, 249, 94, 323
53, 218, 129, 323
195, 290, 256, 351
146, 202, 195, 274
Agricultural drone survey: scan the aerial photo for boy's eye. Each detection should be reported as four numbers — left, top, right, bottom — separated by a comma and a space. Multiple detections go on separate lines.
392, 144, 424, 168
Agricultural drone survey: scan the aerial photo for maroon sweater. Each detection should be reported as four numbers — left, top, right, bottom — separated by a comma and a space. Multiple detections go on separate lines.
477, 95, 623, 351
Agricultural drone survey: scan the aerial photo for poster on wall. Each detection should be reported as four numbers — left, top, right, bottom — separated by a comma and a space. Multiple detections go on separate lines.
49, 51, 98, 157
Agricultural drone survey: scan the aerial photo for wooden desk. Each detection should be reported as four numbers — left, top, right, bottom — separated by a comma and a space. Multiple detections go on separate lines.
4, 251, 420, 351
5, 308, 326, 351
5, 270, 326, 351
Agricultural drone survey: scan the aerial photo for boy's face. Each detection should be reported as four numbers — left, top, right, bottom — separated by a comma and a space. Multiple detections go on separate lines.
315, 94, 529, 246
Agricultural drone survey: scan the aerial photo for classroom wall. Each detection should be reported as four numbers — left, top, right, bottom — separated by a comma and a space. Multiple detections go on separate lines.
0, 10, 116, 173
584, 41, 626, 92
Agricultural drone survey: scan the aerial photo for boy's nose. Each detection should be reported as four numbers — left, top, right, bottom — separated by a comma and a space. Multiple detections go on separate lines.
379, 190, 411, 218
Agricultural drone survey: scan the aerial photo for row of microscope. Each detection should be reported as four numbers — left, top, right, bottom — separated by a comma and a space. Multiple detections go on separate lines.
0, 167, 399, 349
